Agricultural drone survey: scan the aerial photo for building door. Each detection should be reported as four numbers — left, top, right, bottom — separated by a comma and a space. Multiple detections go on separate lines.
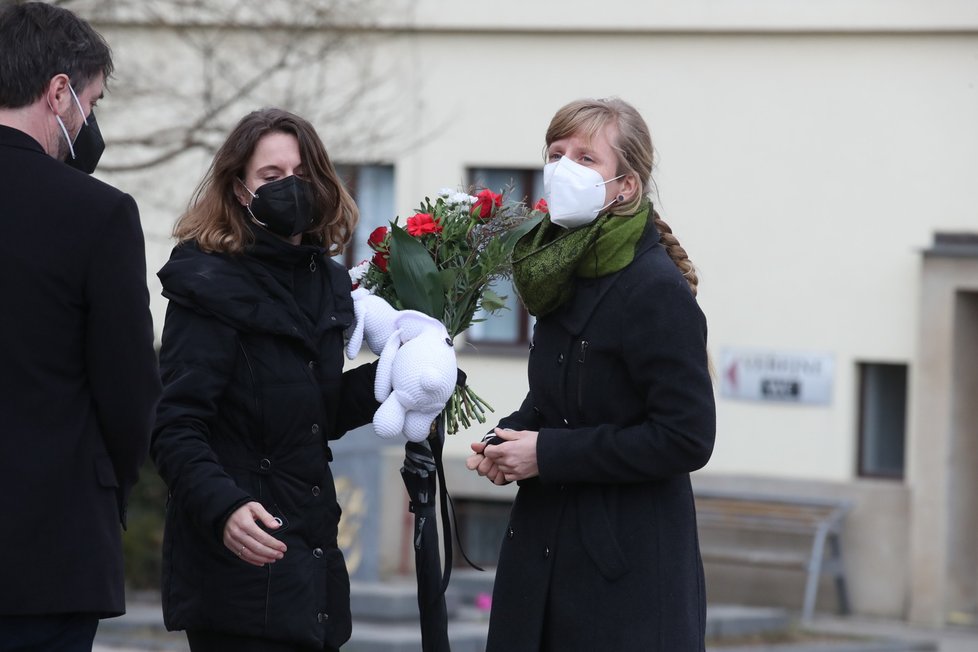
945, 291, 978, 626
908, 234, 978, 628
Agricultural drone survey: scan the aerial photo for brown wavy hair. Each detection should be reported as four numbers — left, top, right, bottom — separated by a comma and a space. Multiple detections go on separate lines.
174, 108, 358, 254
545, 98, 699, 296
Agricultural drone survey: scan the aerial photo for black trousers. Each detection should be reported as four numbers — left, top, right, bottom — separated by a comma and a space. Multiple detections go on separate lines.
187, 629, 340, 652
0, 613, 99, 652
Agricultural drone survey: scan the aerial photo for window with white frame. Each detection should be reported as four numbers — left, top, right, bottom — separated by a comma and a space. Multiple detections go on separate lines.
335, 164, 395, 268
465, 167, 544, 347
857, 362, 908, 479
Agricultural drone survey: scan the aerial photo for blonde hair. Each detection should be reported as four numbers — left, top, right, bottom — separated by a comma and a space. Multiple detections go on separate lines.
174, 108, 358, 255
545, 98, 699, 295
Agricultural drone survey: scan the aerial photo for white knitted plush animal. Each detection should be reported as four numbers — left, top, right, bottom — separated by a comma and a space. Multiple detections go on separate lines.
373, 311, 456, 442
345, 288, 400, 359
345, 290, 456, 442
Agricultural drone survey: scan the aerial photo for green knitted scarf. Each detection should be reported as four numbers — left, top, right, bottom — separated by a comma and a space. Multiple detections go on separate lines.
511, 201, 650, 317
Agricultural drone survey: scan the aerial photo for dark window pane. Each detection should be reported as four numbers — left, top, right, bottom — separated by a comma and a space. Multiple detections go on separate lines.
858, 363, 908, 478
452, 498, 513, 568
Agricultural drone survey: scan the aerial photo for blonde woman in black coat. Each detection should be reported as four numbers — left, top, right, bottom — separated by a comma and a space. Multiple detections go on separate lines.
153, 108, 378, 652
467, 98, 716, 651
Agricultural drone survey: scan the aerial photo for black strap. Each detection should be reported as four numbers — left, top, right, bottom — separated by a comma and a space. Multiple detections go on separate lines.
429, 415, 485, 601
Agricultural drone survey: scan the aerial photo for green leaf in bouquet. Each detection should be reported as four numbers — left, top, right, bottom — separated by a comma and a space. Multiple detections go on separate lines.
499, 214, 542, 251
479, 288, 507, 313
438, 268, 459, 293
388, 226, 446, 318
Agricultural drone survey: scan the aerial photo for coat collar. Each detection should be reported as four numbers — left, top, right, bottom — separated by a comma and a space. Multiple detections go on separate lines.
159, 240, 353, 350
0, 124, 46, 154
552, 220, 661, 336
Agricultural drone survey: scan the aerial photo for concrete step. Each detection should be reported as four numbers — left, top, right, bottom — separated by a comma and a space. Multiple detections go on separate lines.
343, 618, 487, 652
351, 579, 460, 621
97, 587, 933, 652
708, 641, 934, 651
708, 603, 792, 639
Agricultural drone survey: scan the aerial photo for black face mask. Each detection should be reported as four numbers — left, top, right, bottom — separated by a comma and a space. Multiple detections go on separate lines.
65, 109, 105, 174
243, 175, 316, 238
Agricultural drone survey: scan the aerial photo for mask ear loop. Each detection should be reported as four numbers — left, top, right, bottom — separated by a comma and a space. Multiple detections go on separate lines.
52, 84, 90, 162
235, 178, 269, 228
67, 84, 89, 127
596, 173, 627, 215
52, 112, 76, 160
49, 87, 76, 160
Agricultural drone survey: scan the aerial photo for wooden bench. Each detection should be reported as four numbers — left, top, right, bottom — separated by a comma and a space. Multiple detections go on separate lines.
694, 490, 852, 622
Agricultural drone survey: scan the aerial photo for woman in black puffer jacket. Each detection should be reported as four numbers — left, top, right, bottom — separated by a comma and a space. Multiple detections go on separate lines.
152, 108, 378, 652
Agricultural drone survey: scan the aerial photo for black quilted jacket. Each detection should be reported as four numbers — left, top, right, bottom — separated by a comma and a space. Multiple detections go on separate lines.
152, 228, 377, 648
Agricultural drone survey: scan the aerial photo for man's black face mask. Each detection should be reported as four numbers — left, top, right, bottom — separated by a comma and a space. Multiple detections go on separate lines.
65, 108, 105, 175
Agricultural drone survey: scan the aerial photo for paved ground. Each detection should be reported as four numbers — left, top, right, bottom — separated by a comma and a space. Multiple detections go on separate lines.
90, 597, 978, 652
803, 614, 978, 652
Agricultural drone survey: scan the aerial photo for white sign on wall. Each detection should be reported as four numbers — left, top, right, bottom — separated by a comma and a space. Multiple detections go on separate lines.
719, 348, 834, 405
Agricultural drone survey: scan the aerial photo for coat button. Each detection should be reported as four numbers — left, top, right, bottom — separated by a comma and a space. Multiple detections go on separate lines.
544, 546, 550, 559
507, 527, 514, 539
557, 353, 564, 364
311, 423, 320, 435
308, 360, 316, 370
259, 458, 271, 471
313, 548, 324, 559
312, 485, 321, 497
330, 315, 337, 321
317, 612, 329, 623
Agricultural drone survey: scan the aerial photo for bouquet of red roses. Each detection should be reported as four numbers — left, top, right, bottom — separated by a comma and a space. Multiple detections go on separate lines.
349, 188, 543, 434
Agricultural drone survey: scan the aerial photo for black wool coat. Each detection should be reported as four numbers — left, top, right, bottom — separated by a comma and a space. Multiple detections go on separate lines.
0, 126, 160, 617
486, 224, 716, 652
152, 229, 378, 649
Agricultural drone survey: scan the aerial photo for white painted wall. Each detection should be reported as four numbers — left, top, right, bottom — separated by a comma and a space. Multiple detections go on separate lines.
89, 2, 978, 486
373, 26, 978, 483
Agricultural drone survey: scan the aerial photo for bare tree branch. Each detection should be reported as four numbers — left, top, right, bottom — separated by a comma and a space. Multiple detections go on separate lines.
60, 0, 399, 172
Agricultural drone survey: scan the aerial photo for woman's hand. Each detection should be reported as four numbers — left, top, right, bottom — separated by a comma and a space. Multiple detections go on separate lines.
222, 501, 287, 567
466, 440, 509, 485
467, 428, 539, 484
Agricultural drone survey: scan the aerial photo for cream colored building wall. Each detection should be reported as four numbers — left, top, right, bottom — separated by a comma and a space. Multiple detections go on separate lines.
89, 1, 978, 482
371, 16, 978, 482
77, 0, 978, 620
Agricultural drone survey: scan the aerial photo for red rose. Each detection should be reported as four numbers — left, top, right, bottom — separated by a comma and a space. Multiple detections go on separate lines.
368, 226, 389, 251
372, 250, 389, 273
406, 212, 442, 236
471, 189, 502, 219
533, 198, 548, 213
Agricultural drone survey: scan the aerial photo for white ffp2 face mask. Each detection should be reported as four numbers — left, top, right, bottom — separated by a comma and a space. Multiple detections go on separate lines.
543, 156, 623, 229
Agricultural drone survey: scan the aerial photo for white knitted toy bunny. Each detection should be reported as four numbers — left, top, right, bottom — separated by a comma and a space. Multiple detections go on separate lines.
345, 290, 457, 442
345, 288, 400, 358
372, 311, 456, 442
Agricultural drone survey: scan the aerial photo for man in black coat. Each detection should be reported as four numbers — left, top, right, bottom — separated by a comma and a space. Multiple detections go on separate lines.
0, 3, 161, 650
